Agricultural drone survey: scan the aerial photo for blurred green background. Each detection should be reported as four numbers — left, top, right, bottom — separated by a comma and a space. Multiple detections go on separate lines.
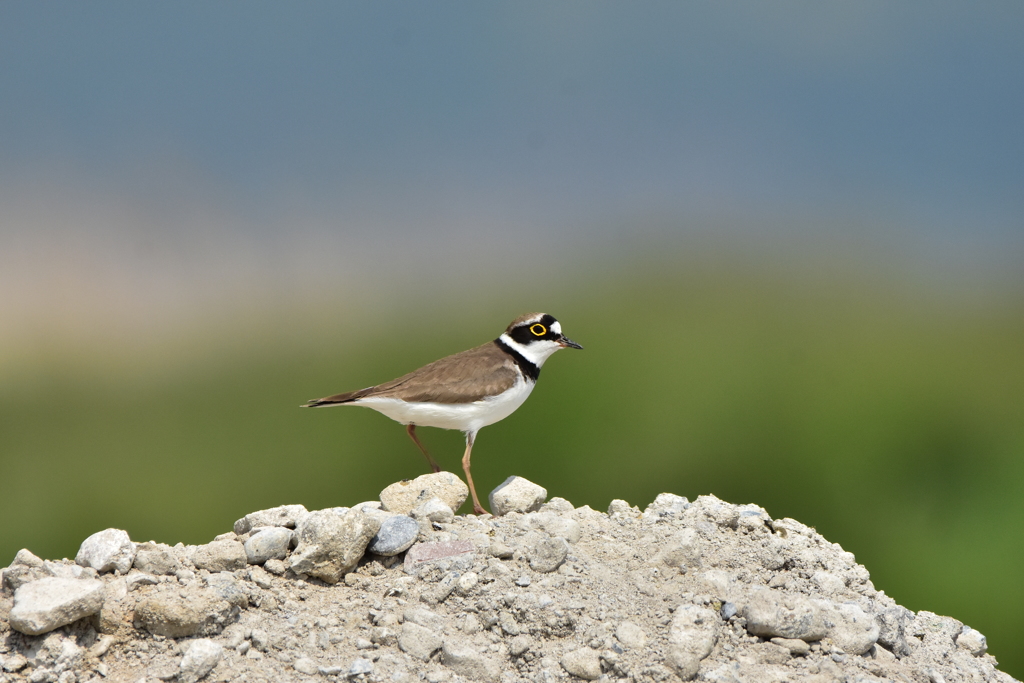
2, 2, 1024, 676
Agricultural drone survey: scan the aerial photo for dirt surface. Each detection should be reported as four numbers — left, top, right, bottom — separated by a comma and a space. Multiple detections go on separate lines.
0, 477, 1016, 683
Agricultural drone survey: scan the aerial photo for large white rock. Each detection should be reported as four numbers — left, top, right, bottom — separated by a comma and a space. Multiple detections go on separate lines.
381, 472, 468, 514
75, 529, 135, 575
9, 577, 106, 636
489, 476, 547, 516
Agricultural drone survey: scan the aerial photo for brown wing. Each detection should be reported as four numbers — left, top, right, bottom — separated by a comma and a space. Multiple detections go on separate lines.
302, 341, 519, 406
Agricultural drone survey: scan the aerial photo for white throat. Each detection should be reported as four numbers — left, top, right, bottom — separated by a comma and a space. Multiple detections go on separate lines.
499, 332, 563, 368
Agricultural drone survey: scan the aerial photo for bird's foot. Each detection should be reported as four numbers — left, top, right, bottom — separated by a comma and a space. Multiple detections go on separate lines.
473, 503, 489, 515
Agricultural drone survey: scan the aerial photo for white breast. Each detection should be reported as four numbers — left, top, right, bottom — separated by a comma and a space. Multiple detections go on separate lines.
353, 378, 536, 435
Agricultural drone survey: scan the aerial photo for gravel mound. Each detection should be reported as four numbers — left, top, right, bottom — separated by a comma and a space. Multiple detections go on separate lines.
0, 474, 1015, 683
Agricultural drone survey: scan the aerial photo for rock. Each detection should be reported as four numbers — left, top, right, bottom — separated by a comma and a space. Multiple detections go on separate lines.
347, 658, 374, 676
956, 626, 987, 655
518, 511, 582, 543
204, 572, 248, 608
560, 647, 602, 680
368, 515, 420, 556
133, 585, 238, 637
770, 637, 810, 656
293, 657, 319, 675
642, 493, 690, 522
9, 578, 105, 636
667, 605, 720, 680
233, 504, 310, 535
289, 507, 382, 583
398, 622, 442, 661
654, 528, 702, 571
456, 572, 478, 595
403, 540, 475, 576
489, 476, 547, 515
615, 621, 648, 649
410, 497, 455, 524
192, 540, 247, 573
178, 639, 223, 683
3, 549, 49, 591
441, 639, 500, 682
75, 529, 135, 575
404, 606, 446, 632
380, 472, 469, 514
508, 635, 533, 657
741, 588, 829, 641
528, 536, 568, 573
243, 527, 293, 565
126, 573, 159, 591
829, 602, 880, 655
132, 543, 181, 575
607, 499, 640, 524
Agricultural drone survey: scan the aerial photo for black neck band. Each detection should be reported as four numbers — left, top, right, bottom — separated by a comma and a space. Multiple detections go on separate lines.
495, 338, 541, 382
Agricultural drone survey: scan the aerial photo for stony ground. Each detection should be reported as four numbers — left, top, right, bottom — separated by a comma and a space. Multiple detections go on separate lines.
0, 473, 1015, 683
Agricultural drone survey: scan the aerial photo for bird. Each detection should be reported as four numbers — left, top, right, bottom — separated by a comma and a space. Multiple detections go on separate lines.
302, 313, 582, 514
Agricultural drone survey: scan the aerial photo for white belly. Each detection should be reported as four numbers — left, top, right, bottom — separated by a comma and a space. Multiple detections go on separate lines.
353, 380, 535, 434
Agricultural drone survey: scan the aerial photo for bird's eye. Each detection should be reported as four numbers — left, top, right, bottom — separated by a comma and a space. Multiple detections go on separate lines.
530, 323, 547, 337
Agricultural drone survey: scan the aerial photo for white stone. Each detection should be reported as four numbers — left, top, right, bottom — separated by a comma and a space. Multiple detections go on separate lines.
244, 527, 293, 565
179, 639, 223, 683
411, 496, 455, 524
381, 472, 469, 514
956, 626, 987, 655
9, 577, 105, 636
559, 647, 602, 680
489, 476, 547, 516
75, 529, 135, 575
233, 504, 310, 534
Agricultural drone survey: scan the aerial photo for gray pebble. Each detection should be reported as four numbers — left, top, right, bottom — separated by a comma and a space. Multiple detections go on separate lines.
348, 658, 374, 676
515, 575, 532, 587
368, 515, 420, 556
244, 527, 293, 565
411, 497, 455, 524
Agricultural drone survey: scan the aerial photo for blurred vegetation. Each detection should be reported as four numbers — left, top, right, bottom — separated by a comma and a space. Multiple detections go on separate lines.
1, 252, 1022, 675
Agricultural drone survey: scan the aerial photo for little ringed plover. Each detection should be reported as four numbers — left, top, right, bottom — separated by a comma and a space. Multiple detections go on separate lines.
302, 313, 582, 514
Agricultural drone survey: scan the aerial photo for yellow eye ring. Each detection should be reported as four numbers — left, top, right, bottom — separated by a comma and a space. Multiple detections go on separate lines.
530, 323, 547, 337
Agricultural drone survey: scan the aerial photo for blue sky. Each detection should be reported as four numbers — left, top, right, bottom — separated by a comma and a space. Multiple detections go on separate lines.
1, 2, 1022, 311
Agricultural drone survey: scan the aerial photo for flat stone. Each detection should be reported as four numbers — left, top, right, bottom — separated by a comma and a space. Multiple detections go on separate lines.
410, 497, 455, 524
293, 657, 319, 675
133, 543, 181, 575
348, 658, 374, 676
75, 529, 135, 575
770, 637, 810, 656
289, 507, 382, 583
179, 639, 223, 683
9, 577, 105, 636
381, 472, 469, 514
404, 607, 446, 632
233, 504, 310, 535
244, 527, 293, 565
560, 647, 602, 680
615, 621, 648, 649
192, 540, 247, 573
133, 585, 238, 637
528, 536, 568, 573
398, 621, 442, 661
126, 573, 160, 591
403, 540, 475, 576
489, 476, 547, 516
368, 515, 420, 556
441, 639, 500, 682
741, 588, 828, 641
